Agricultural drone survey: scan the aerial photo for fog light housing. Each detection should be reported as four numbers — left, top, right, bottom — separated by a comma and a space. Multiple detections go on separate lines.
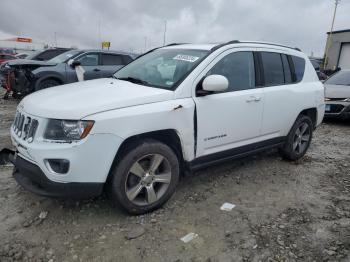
45, 159, 70, 174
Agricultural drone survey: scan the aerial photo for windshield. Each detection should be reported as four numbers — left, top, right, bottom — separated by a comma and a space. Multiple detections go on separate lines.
325, 71, 350, 86
25, 50, 42, 60
48, 50, 82, 64
114, 48, 209, 90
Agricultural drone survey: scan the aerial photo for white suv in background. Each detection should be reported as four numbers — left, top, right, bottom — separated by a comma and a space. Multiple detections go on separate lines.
10, 41, 325, 214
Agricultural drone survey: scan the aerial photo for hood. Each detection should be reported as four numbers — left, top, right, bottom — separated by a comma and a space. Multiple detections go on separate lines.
324, 84, 350, 99
20, 78, 174, 119
7, 59, 56, 67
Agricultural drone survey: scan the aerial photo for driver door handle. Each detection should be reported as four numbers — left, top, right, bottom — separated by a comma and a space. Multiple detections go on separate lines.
93, 68, 101, 72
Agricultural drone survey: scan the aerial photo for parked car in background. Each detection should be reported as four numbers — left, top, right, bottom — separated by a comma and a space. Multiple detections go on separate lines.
1, 49, 136, 97
15, 53, 29, 59
0, 53, 16, 64
310, 58, 328, 81
324, 69, 350, 119
9, 41, 324, 214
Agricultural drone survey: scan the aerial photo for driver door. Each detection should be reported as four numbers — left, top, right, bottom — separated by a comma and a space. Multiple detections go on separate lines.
193, 49, 264, 158
66, 52, 101, 82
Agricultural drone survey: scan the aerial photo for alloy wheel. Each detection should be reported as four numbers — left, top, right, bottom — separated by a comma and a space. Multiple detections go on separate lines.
292, 122, 310, 154
125, 154, 172, 206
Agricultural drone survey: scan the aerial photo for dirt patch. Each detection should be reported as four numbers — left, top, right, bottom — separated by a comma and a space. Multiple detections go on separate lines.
1, 92, 350, 261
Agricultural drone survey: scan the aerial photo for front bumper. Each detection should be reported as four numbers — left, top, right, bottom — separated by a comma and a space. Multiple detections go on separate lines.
324, 102, 350, 119
12, 154, 103, 199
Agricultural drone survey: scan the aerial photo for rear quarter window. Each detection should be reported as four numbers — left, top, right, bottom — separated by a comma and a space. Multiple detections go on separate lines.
291, 56, 305, 82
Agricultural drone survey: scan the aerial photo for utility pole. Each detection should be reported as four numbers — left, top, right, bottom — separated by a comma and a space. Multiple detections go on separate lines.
54, 32, 57, 47
163, 20, 167, 46
324, 0, 340, 70
98, 18, 101, 49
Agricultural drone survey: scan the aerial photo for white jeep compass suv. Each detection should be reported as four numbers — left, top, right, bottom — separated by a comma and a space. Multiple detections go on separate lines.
10, 41, 325, 214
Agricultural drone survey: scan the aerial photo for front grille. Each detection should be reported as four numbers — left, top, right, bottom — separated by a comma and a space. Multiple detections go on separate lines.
13, 111, 38, 143
328, 104, 344, 113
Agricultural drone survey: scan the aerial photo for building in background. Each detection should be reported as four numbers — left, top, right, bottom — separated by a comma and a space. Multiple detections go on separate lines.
0, 37, 47, 55
324, 29, 350, 70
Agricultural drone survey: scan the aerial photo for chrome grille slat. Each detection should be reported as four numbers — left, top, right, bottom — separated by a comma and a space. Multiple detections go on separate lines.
12, 111, 38, 143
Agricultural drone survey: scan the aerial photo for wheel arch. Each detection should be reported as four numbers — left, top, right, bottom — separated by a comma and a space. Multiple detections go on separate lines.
35, 74, 65, 89
299, 107, 317, 129
106, 129, 185, 183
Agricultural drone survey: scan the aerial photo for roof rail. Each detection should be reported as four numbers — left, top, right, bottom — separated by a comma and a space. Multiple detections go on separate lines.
211, 40, 302, 52
210, 40, 240, 52
165, 43, 187, 47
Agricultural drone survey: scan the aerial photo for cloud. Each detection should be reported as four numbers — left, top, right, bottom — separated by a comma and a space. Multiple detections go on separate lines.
0, 0, 349, 56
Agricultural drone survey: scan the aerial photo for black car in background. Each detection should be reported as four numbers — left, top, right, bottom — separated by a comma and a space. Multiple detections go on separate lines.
310, 58, 328, 81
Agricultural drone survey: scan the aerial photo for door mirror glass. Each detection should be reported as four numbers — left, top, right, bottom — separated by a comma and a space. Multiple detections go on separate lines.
202, 74, 229, 92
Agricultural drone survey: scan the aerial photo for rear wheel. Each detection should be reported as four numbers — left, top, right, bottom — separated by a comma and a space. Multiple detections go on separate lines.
108, 139, 180, 215
35, 79, 60, 91
279, 115, 313, 161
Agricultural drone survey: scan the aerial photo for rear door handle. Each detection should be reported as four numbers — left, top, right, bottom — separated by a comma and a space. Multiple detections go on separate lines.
93, 68, 101, 72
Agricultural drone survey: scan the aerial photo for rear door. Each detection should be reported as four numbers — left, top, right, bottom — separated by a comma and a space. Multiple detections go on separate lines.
258, 50, 304, 138
193, 49, 265, 158
100, 53, 126, 77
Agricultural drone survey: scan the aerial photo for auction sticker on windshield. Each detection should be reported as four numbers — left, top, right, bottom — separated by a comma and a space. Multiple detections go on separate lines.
173, 54, 199, 63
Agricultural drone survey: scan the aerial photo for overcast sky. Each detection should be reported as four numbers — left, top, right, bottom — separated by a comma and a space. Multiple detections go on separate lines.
0, 0, 349, 56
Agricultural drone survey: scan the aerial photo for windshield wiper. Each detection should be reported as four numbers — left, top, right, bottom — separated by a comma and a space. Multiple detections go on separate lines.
116, 77, 149, 85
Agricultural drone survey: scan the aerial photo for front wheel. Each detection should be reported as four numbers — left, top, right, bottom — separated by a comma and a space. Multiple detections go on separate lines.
279, 115, 313, 161
108, 139, 180, 215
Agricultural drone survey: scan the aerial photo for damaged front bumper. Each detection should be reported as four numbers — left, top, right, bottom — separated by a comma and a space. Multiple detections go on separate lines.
12, 153, 103, 199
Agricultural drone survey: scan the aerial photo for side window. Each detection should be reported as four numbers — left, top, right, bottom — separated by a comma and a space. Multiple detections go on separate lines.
122, 55, 133, 65
291, 56, 305, 82
261, 52, 284, 86
78, 53, 99, 66
208, 51, 255, 91
101, 54, 123, 65
281, 54, 292, 84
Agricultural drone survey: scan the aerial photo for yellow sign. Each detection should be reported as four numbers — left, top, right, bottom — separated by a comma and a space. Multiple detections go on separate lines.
102, 41, 111, 49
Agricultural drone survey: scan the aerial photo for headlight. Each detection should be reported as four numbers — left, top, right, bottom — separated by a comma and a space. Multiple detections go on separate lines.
44, 119, 94, 141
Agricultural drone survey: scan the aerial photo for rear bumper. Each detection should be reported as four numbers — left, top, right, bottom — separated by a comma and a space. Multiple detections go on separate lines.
12, 154, 103, 199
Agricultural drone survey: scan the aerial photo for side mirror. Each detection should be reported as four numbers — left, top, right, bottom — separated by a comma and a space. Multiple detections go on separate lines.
68, 59, 81, 68
197, 75, 228, 96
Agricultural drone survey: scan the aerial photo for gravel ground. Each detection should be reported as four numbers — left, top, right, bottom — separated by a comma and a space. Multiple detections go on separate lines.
1, 92, 350, 262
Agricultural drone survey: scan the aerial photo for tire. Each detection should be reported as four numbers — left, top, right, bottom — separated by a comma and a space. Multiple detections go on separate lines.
279, 115, 313, 161
35, 79, 60, 91
108, 139, 180, 215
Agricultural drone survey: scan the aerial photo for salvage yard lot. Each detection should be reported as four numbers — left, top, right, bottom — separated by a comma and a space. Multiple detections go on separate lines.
1, 93, 350, 261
